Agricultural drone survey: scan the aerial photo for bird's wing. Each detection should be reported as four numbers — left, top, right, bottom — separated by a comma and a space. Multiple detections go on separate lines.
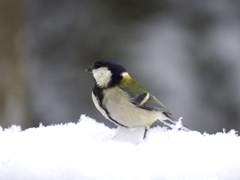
119, 78, 172, 115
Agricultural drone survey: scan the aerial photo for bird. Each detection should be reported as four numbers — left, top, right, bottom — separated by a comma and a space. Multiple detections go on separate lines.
86, 60, 191, 138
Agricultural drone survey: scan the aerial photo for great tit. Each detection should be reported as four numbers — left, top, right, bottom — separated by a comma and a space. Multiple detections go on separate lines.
86, 60, 191, 138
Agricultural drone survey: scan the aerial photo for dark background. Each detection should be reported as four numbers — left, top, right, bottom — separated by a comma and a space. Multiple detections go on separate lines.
1, 0, 240, 133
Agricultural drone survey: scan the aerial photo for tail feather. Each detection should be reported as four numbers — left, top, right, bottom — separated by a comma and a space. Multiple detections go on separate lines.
160, 113, 191, 132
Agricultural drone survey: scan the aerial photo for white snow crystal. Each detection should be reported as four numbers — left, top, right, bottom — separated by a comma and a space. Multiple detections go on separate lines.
0, 114, 240, 179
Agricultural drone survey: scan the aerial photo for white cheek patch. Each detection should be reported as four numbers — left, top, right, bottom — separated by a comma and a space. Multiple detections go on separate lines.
93, 67, 112, 87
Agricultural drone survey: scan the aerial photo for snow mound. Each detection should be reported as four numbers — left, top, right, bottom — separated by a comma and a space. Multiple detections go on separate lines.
0, 115, 240, 179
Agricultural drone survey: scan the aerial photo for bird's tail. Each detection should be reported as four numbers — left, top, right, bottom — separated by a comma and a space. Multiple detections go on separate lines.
159, 113, 191, 132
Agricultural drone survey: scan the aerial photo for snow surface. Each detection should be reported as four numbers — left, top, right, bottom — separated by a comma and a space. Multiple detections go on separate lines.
0, 115, 240, 180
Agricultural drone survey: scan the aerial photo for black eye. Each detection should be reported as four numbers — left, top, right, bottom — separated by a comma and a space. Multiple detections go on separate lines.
95, 64, 100, 68
94, 62, 102, 69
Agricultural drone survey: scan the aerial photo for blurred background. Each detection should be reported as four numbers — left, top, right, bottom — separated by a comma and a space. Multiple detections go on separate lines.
1, 0, 240, 133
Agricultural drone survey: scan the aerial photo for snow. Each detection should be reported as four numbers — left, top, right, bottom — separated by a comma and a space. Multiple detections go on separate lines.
0, 115, 240, 179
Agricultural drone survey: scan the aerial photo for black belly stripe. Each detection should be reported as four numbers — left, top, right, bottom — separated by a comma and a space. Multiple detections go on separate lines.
104, 108, 128, 128
93, 84, 128, 128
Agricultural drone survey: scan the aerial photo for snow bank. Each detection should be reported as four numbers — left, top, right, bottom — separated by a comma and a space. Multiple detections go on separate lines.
0, 115, 240, 179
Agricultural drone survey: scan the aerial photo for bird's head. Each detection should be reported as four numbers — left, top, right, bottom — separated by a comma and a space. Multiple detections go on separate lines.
86, 60, 128, 88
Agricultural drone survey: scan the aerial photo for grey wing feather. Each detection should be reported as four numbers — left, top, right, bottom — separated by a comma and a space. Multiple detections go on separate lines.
131, 93, 148, 105
121, 86, 172, 115
140, 94, 172, 115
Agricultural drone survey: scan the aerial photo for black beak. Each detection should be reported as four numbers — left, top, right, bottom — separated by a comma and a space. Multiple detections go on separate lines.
85, 67, 93, 73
